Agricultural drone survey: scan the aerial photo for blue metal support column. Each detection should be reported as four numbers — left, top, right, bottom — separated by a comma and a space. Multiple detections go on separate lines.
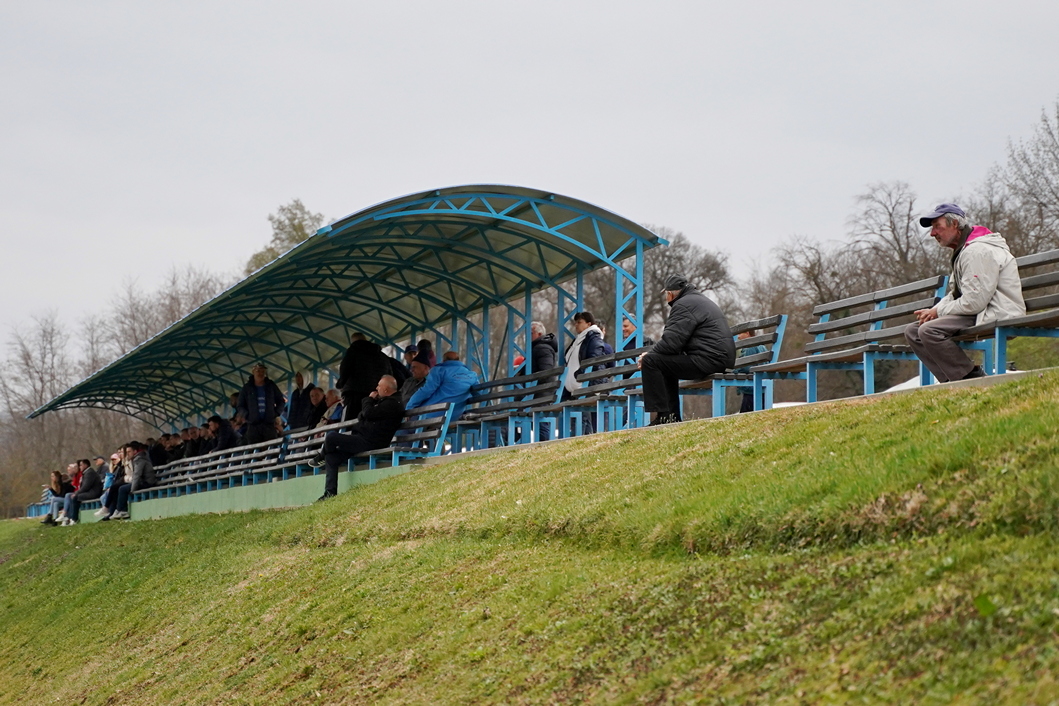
615, 241, 646, 350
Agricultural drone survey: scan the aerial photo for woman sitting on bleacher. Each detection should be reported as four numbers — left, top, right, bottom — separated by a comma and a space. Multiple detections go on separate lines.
39, 470, 73, 526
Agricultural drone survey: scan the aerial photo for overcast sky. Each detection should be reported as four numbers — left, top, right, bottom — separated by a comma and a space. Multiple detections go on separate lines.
3, 1, 1058, 336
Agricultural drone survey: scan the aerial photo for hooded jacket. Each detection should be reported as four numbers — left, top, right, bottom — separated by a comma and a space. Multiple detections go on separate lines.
407, 359, 480, 419
935, 228, 1026, 325
650, 286, 736, 371
530, 333, 558, 373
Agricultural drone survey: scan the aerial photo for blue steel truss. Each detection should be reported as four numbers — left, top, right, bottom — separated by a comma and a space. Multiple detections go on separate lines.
30, 185, 666, 428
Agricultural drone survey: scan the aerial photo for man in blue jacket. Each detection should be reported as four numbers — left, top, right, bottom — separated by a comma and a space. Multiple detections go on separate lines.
407, 351, 480, 419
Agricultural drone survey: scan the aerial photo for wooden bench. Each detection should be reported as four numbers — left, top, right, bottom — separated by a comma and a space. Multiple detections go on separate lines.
954, 248, 1059, 372
275, 402, 456, 476
751, 276, 947, 405
134, 437, 287, 499
678, 314, 788, 416
536, 346, 651, 437
453, 367, 563, 449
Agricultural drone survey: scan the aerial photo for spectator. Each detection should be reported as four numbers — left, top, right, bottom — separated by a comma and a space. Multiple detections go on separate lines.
39, 470, 73, 526
417, 339, 437, 367
621, 316, 654, 350
60, 459, 102, 526
69, 460, 84, 492
310, 375, 405, 500
400, 351, 432, 405
529, 321, 558, 373
207, 415, 240, 452
639, 273, 735, 425
905, 204, 1026, 382
229, 392, 240, 412
167, 432, 185, 462
100, 442, 156, 521
198, 424, 216, 455
561, 311, 609, 399
92, 455, 109, 479
148, 436, 169, 467
236, 363, 287, 444
528, 321, 559, 441
287, 372, 317, 430
336, 333, 393, 420
185, 427, 202, 458
317, 389, 344, 428
408, 351, 479, 419
734, 329, 767, 413
621, 317, 654, 380
402, 344, 418, 369
307, 387, 327, 428
95, 452, 124, 517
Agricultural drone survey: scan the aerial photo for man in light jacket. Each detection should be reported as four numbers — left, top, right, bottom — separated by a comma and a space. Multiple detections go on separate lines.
905, 204, 1025, 382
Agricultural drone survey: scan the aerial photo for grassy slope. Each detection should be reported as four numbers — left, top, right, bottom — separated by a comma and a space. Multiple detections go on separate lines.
3, 373, 1059, 704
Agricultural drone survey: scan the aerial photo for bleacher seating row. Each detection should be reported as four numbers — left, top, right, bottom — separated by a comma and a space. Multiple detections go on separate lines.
26, 247, 1059, 518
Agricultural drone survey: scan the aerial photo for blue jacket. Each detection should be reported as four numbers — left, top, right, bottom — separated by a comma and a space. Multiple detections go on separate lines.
407, 359, 480, 419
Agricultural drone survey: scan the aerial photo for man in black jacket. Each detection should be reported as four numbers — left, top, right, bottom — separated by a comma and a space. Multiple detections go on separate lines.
236, 363, 287, 444
62, 460, 102, 525
639, 273, 735, 425
207, 415, 241, 452
311, 375, 405, 500
336, 333, 394, 419
287, 372, 316, 430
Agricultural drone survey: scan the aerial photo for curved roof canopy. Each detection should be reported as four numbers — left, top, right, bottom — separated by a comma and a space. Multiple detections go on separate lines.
31, 185, 664, 427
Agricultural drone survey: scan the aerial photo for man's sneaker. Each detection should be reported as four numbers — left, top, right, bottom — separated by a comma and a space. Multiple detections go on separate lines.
94, 507, 108, 517
307, 454, 325, 468
55, 512, 67, 523
66, 520, 78, 526
315, 492, 336, 502
60, 518, 71, 526
111, 510, 130, 520
963, 365, 986, 380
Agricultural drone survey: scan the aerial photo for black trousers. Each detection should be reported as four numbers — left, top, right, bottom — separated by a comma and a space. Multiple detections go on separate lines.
246, 422, 277, 445
641, 354, 725, 416
322, 430, 375, 495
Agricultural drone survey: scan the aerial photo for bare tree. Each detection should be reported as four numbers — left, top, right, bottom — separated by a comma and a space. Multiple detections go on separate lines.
849, 181, 946, 284
1002, 99, 1059, 252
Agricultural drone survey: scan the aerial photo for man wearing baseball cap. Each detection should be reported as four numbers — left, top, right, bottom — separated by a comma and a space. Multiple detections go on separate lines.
638, 273, 735, 425
905, 204, 1025, 382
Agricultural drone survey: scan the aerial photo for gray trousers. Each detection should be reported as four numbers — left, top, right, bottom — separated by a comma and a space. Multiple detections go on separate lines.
904, 315, 977, 383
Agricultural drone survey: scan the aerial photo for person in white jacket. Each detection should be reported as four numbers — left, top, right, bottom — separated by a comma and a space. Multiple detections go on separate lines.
905, 203, 1025, 382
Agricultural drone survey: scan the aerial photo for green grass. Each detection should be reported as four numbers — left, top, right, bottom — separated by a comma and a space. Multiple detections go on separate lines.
3, 372, 1059, 704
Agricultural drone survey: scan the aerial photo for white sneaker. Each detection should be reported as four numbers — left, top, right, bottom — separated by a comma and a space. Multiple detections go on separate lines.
60, 518, 70, 526
66, 519, 77, 526
56, 512, 67, 523
94, 507, 108, 517
111, 510, 130, 520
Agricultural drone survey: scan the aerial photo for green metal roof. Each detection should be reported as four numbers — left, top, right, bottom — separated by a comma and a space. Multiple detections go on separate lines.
30, 185, 664, 427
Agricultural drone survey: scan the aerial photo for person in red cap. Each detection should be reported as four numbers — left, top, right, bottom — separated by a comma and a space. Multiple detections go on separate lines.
905, 204, 1025, 382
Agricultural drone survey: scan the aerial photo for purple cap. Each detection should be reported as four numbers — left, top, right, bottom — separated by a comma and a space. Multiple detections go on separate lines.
919, 203, 966, 228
